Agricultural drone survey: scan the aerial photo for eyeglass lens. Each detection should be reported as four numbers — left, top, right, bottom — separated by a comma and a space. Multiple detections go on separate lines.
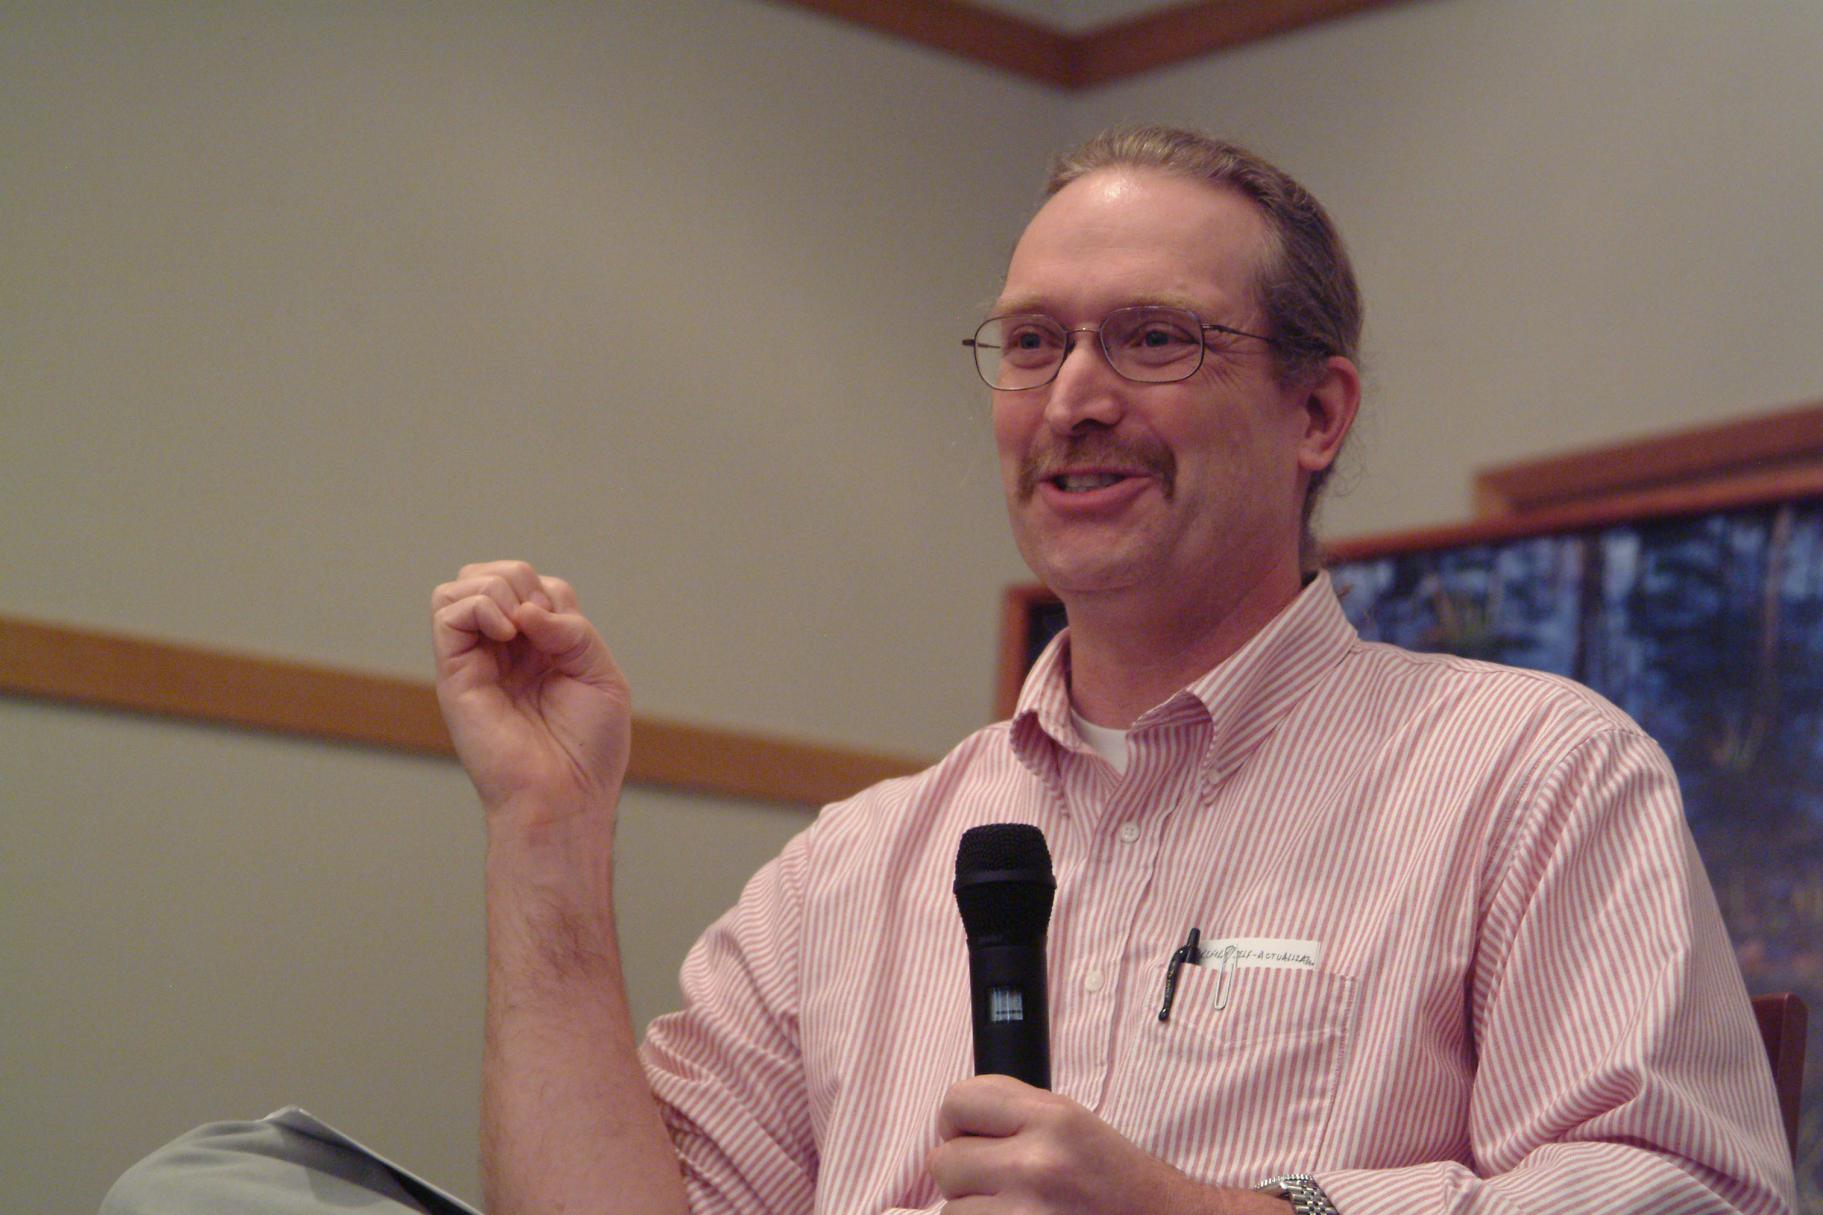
973, 306, 1205, 389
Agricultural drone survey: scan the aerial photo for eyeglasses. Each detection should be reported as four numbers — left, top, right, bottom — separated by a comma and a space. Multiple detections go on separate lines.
963, 305, 1277, 391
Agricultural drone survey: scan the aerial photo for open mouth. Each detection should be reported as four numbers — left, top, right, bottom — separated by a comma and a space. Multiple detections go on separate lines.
1052, 472, 1132, 493
1018, 445, 1174, 502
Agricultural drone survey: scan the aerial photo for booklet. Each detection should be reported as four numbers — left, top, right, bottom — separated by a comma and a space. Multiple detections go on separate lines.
264, 1106, 483, 1215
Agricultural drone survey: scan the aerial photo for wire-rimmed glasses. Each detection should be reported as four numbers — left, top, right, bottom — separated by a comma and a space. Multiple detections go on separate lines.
963, 305, 1276, 390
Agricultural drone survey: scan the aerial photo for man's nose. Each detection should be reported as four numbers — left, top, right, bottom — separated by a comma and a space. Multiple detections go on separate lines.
1041, 334, 1125, 432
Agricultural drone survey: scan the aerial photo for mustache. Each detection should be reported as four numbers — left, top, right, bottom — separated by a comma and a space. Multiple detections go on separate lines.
1017, 432, 1176, 502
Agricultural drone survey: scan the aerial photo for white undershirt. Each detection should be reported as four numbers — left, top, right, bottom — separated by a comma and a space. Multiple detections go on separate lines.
1069, 709, 1131, 775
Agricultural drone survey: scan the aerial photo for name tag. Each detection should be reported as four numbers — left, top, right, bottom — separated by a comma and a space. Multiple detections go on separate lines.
1194, 936, 1321, 970
1187, 937, 1321, 1011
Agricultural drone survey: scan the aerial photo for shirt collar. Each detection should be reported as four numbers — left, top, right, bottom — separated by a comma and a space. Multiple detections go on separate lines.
1010, 572, 1357, 782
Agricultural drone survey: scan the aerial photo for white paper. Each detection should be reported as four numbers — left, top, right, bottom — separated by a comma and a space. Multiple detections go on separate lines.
1194, 936, 1322, 971
263, 1106, 483, 1215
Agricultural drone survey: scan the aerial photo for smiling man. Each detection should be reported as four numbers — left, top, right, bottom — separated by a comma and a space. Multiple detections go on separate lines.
982, 160, 1357, 730
106, 127, 1795, 1215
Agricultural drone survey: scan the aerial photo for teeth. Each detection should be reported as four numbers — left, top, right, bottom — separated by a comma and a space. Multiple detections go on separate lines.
1056, 473, 1124, 492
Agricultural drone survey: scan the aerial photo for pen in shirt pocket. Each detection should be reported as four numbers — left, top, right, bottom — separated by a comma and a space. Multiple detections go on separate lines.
1158, 929, 1240, 1020
1157, 926, 1200, 1021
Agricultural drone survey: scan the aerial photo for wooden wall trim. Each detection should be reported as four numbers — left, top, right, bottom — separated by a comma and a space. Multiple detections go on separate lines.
1071, 0, 1402, 88
769, 0, 1399, 89
996, 583, 1055, 719
1473, 400, 1823, 518
771, 0, 1072, 86
1328, 464, 1823, 564
0, 615, 926, 808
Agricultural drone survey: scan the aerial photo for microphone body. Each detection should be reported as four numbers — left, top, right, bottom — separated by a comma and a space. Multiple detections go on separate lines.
954, 823, 1055, 1089
964, 938, 1052, 1087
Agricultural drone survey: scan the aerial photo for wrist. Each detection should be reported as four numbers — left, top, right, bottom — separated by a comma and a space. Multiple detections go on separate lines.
1255, 1174, 1337, 1215
485, 807, 616, 919
1207, 1186, 1299, 1215
484, 789, 617, 856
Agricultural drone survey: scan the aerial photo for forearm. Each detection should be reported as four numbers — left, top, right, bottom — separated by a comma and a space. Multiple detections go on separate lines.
481, 815, 690, 1215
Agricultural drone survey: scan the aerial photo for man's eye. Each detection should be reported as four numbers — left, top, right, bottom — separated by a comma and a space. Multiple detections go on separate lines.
1126, 325, 1194, 349
999, 323, 1060, 367
1004, 324, 1060, 351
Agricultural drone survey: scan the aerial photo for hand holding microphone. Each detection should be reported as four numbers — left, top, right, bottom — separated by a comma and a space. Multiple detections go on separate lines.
937, 825, 1265, 1214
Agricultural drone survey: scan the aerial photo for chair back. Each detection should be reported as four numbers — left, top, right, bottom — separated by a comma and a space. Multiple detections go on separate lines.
1750, 991, 1808, 1160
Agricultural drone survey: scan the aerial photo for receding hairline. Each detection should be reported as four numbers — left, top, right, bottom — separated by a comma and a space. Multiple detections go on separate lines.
988, 165, 1280, 324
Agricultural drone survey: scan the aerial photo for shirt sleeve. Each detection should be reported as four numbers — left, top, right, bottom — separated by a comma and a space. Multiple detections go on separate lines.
639, 828, 819, 1215
1316, 728, 1797, 1214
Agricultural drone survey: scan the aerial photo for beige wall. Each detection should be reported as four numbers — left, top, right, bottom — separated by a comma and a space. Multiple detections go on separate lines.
2, 3, 1057, 1207
4, 2, 1820, 1211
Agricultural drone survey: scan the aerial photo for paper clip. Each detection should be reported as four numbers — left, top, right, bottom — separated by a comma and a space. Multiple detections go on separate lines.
1210, 944, 1239, 1011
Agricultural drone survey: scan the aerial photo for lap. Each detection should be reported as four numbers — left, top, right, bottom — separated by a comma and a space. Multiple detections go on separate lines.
102, 1118, 463, 1215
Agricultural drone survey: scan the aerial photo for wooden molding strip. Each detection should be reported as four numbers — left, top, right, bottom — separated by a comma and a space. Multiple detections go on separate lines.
1473, 400, 1823, 518
0, 615, 926, 808
1328, 463, 1823, 565
996, 583, 1056, 721
772, 0, 1072, 86
1071, 0, 1403, 88
769, 0, 1399, 89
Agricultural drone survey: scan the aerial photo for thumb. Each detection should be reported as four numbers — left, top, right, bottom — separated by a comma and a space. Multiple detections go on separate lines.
510, 602, 624, 688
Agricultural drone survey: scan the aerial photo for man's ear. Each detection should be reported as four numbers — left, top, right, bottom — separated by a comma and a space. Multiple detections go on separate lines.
1295, 355, 1361, 475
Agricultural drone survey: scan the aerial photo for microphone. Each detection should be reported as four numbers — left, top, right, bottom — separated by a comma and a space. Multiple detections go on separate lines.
954, 823, 1055, 1089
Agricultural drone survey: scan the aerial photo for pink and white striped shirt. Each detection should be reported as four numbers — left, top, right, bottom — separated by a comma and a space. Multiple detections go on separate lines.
640, 575, 1796, 1214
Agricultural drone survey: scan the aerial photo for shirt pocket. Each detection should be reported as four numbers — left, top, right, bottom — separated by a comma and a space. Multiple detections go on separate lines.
1105, 962, 1356, 1185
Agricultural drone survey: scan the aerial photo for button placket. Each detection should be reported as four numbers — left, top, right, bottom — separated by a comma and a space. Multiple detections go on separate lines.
1076, 766, 1210, 1115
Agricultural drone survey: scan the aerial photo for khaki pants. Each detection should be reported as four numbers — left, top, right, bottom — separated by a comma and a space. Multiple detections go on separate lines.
102, 1118, 474, 1215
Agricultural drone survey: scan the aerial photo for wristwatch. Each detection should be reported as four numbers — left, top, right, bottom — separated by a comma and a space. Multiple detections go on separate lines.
1256, 1174, 1338, 1215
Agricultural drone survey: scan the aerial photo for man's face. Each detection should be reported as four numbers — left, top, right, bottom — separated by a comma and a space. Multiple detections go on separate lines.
991, 168, 1317, 603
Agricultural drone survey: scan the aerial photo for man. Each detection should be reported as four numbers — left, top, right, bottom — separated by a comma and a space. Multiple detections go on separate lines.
107, 127, 1796, 1214
432, 127, 1794, 1214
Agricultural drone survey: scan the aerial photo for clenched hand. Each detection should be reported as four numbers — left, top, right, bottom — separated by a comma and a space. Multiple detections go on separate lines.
431, 560, 631, 833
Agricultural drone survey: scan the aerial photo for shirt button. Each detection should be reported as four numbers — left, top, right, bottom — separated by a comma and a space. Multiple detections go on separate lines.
1084, 968, 1105, 993
1117, 822, 1140, 843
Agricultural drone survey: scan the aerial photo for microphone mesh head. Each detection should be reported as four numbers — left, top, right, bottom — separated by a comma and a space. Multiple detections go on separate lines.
955, 823, 1053, 881
954, 823, 1055, 944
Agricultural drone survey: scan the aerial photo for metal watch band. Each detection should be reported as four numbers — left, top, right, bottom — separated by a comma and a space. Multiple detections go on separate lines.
1256, 1173, 1339, 1215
